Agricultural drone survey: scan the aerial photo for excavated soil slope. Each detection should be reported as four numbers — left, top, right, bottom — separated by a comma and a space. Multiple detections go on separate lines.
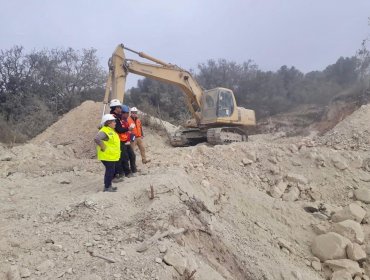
1, 101, 370, 279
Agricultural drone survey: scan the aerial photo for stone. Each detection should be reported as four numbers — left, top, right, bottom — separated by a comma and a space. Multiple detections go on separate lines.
244, 151, 257, 162
332, 203, 366, 223
242, 158, 253, 166
282, 186, 300, 202
346, 243, 366, 261
36, 260, 55, 273
7, 265, 21, 280
332, 159, 348, 170
312, 223, 330, 235
285, 173, 308, 185
332, 220, 364, 244
324, 259, 362, 277
158, 245, 167, 253
288, 144, 299, 153
312, 212, 329, 220
277, 238, 295, 254
59, 179, 71, 184
20, 267, 31, 278
201, 180, 210, 188
354, 188, 370, 204
155, 257, 162, 264
0, 152, 13, 161
268, 181, 288, 198
163, 250, 187, 275
330, 270, 352, 280
311, 260, 321, 271
80, 274, 102, 280
311, 232, 351, 261
51, 244, 63, 252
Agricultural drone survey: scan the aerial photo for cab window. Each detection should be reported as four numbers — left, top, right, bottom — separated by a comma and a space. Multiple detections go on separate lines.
217, 91, 234, 117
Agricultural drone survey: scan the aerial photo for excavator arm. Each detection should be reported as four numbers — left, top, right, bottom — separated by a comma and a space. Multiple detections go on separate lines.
104, 44, 203, 124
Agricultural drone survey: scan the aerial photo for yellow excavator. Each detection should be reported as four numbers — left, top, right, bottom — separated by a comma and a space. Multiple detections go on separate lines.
103, 44, 256, 146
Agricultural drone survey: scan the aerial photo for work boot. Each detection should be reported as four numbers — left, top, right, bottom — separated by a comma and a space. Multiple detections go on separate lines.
103, 186, 117, 192
112, 176, 124, 183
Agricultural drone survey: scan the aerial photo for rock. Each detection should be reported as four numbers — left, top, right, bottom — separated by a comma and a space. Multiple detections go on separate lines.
330, 270, 352, 280
332, 158, 348, 170
0, 152, 13, 161
59, 179, 71, 184
120, 250, 126, 256
311, 232, 351, 261
163, 250, 187, 275
36, 260, 55, 273
312, 223, 330, 235
346, 243, 366, 262
354, 188, 370, 204
50, 244, 63, 252
158, 245, 167, 253
282, 186, 300, 202
268, 181, 288, 198
285, 173, 308, 185
244, 151, 257, 162
20, 267, 31, 278
312, 212, 329, 220
277, 238, 295, 254
66, 268, 73, 275
332, 220, 364, 244
80, 274, 102, 280
155, 257, 162, 264
324, 259, 362, 277
7, 265, 21, 280
311, 260, 321, 271
332, 203, 366, 223
241, 158, 253, 166
201, 180, 210, 188
288, 144, 299, 153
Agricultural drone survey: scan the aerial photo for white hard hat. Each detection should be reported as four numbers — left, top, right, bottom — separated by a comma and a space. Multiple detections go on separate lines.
130, 107, 138, 112
109, 99, 121, 108
101, 114, 116, 125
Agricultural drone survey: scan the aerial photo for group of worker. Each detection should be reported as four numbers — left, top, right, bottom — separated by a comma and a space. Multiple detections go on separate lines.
94, 99, 150, 192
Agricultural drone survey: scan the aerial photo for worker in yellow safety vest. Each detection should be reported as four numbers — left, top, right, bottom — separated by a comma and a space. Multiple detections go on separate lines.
94, 114, 121, 192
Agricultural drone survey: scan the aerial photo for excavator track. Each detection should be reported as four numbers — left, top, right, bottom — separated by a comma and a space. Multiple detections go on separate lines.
206, 127, 248, 145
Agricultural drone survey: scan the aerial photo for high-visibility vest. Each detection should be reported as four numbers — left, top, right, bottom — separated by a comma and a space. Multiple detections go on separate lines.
120, 117, 130, 142
129, 116, 143, 137
97, 126, 120, 161
112, 113, 130, 142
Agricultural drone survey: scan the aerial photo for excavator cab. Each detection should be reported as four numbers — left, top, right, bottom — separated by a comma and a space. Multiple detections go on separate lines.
201, 88, 237, 124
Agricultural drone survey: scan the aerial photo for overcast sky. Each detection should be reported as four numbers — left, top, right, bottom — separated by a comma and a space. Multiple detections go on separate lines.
1, 0, 369, 88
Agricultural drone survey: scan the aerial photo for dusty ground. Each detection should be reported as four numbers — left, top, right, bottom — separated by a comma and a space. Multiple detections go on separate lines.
1, 101, 370, 280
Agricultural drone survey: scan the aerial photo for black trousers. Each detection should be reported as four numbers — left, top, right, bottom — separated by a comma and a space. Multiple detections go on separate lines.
116, 142, 137, 176
101, 160, 116, 188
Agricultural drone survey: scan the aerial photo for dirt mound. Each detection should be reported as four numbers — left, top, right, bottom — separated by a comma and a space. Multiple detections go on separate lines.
31, 101, 176, 159
318, 104, 370, 150
2, 102, 370, 279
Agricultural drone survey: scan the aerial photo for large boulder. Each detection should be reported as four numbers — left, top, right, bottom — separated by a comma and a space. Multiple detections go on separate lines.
311, 232, 351, 261
332, 220, 364, 244
330, 270, 353, 280
324, 259, 362, 277
332, 203, 366, 223
346, 243, 367, 262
